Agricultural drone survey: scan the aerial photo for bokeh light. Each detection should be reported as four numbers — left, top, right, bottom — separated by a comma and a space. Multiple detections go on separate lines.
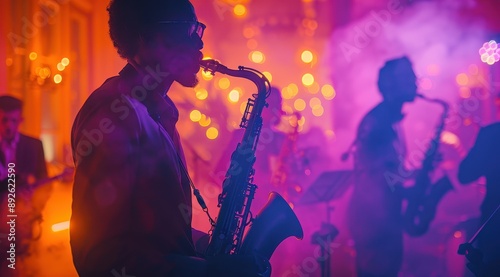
249, 51, 265, 64
218, 77, 230, 89
57, 63, 65, 71
321, 84, 336, 100
61, 57, 70, 66
294, 99, 306, 111
312, 105, 324, 117
233, 4, 246, 17
263, 71, 272, 82
307, 82, 320, 94
301, 50, 313, 63
195, 88, 208, 100
228, 89, 240, 103
243, 27, 255, 38
190, 110, 202, 122
247, 39, 258, 49
29, 52, 37, 61
202, 70, 213, 80
53, 74, 62, 84
479, 40, 500, 65
459, 87, 471, 98
309, 97, 322, 109
456, 73, 468, 86
302, 73, 314, 86
206, 127, 219, 139
199, 115, 211, 127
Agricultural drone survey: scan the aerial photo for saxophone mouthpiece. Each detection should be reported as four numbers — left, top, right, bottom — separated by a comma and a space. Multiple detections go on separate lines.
200, 59, 228, 76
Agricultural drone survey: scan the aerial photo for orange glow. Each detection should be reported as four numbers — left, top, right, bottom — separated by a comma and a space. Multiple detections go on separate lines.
189, 110, 202, 122
243, 27, 255, 38
29, 52, 38, 61
53, 74, 62, 84
199, 115, 211, 127
195, 88, 208, 100
6, 58, 13, 66
233, 4, 246, 17
302, 73, 314, 86
247, 39, 258, 49
249, 51, 265, 64
206, 127, 219, 139
301, 50, 313, 63
218, 77, 230, 89
52, 221, 70, 232
307, 82, 320, 94
321, 84, 336, 100
294, 99, 306, 111
456, 73, 469, 86
228, 89, 240, 103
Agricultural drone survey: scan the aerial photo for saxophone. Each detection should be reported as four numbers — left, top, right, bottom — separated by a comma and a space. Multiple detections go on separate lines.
403, 94, 454, 237
200, 60, 303, 264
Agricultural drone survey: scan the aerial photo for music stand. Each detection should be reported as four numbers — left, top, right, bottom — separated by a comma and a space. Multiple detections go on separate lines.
298, 170, 352, 205
298, 170, 353, 277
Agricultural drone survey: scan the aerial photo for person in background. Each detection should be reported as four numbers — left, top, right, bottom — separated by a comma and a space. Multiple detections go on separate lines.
0, 95, 48, 276
347, 57, 418, 277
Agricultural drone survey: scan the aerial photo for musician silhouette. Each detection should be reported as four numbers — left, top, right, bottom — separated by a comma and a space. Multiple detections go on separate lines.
458, 116, 500, 275
347, 56, 417, 277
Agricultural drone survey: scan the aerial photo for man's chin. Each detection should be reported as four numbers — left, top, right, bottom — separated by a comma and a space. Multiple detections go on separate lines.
176, 75, 199, 88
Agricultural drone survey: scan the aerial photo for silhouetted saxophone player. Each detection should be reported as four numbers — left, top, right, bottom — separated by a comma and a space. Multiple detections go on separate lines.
347, 56, 451, 277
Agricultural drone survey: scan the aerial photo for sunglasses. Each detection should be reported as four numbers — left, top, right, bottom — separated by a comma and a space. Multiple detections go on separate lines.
157, 21, 206, 39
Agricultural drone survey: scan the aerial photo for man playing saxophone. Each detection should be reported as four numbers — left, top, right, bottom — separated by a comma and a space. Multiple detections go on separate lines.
347, 56, 448, 277
70, 0, 265, 276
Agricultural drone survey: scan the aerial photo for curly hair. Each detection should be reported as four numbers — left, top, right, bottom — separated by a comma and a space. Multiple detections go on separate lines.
377, 56, 414, 98
107, 0, 195, 59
